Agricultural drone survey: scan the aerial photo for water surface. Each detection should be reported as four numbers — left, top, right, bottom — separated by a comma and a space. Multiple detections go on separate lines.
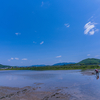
0, 70, 100, 100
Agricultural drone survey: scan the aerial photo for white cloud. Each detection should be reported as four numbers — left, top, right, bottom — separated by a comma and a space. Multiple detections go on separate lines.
56, 55, 62, 58
11, 58, 14, 60
88, 16, 94, 21
8, 58, 14, 61
95, 55, 99, 57
40, 41, 44, 45
89, 29, 94, 35
95, 29, 99, 32
84, 22, 99, 35
87, 54, 90, 56
15, 58, 19, 60
64, 24, 70, 28
22, 58, 27, 60
41, 1, 44, 7
15, 33, 21, 35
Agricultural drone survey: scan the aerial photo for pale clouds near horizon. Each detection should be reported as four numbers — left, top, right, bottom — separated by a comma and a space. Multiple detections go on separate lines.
8, 59, 11, 61
64, 24, 70, 28
8, 58, 28, 61
22, 58, 27, 60
11, 58, 14, 60
56, 55, 62, 58
95, 55, 99, 57
8, 57, 19, 61
40, 41, 44, 45
87, 54, 90, 56
8, 58, 14, 61
15, 58, 19, 60
84, 22, 99, 35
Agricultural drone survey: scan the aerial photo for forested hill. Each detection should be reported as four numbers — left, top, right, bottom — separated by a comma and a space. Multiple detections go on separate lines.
53, 62, 75, 66
0, 64, 11, 68
78, 58, 100, 65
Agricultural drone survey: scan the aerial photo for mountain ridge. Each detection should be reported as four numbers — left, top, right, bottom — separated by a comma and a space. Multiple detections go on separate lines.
53, 62, 75, 66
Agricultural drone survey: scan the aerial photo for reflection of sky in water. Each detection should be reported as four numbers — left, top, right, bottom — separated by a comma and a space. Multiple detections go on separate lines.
0, 70, 82, 87
0, 70, 100, 99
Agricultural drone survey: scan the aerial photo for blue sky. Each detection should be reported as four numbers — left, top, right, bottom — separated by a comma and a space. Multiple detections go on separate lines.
0, 0, 100, 66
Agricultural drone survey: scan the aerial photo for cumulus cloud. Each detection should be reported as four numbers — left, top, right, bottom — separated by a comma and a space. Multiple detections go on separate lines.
84, 22, 99, 35
40, 41, 44, 45
15, 58, 19, 60
64, 24, 70, 28
22, 58, 27, 60
87, 54, 90, 56
15, 33, 21, 35
56, 55, 62, 58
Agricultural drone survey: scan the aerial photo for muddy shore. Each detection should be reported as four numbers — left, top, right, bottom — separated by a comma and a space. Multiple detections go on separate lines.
81, 69, 100, 76
0, 86, 71, 100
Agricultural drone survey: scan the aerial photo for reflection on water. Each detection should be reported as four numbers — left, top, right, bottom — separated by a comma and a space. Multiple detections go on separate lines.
0, 70, 100, 100
96, 73, 99, 80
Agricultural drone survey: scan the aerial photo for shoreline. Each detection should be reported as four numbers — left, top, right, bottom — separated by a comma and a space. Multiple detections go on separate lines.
81, 69, 100, 76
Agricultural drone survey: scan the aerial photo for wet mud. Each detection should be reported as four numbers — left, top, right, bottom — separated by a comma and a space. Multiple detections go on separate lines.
0, 86, 71, 100
81, 69, 100, 76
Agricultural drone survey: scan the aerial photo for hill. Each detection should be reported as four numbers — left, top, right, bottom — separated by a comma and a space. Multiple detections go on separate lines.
0, 64, 11, 69
53, 62, 75, 66
31, 65, 46, 67
78, 58, 100, 65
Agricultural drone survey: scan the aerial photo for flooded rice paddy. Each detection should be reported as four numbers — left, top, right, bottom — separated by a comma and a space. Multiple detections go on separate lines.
0, 70, 100, 100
